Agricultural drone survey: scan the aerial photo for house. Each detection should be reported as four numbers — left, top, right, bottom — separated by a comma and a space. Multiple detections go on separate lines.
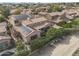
47, 12, 64, 21
38, 12, 48, 16
35, 6, 50, 12
0, 36, 11, 51
22, 17, 52, 30
63, 9, 79, 18
9, 14, 51, 30
22, 17, 48, 26
0, 22, 8, 36
0, 22, 12, 51
21, 9, 32, 15
12, 24, 40, 44
9, 14, 41, 43
9, 14, 52, 44
8, 14, 32, 26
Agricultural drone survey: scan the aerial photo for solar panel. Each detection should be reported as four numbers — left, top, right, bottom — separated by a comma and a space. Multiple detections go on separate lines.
17, 25, 33, 37
14, 14, 32, 21
21, 25, 32, 33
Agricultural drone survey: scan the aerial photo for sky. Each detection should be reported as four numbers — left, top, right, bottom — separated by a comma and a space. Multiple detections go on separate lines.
0, 0, 79, 3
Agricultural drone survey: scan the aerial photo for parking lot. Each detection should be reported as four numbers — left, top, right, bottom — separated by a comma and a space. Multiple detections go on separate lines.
32, 32, 79, 56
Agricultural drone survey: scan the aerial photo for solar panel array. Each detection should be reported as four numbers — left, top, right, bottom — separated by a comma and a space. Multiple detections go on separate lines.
13, 14, 32, 21
21, 25, 32, 33
18, 25, 33, 37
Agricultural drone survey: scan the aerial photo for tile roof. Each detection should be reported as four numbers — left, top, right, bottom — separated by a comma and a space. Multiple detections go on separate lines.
22, 17, 48, 25
48, 12, 63, 16
0, 26, 7, 33
0, 22, 7, 33
0, 22, 7, 27
34, 22, 49, 30
0, 36, 11, 40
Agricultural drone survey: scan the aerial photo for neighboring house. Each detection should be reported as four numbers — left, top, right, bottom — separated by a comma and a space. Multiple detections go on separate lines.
0, 36, 11, 51
48, 12, 65, 23
21, 9, 32, 15
48, 12, 63, 19
0, 22, 12, 51
48, 10, 78, 23
8, 14, 32, 26
63, 9, 79, 19
22, 17, 52, 30
39, 12, 48, 16
35, 6, 50, 12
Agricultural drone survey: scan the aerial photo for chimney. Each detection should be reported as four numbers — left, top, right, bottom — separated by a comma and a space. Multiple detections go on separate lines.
27, 17, 32, 22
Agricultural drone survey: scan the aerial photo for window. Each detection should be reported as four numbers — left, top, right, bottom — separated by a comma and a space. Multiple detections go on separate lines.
15, 20, 21, 26
15, 20, 19, 24
0, 42, 8, 50
0, 43, 4, 49
31, 35, 38, 40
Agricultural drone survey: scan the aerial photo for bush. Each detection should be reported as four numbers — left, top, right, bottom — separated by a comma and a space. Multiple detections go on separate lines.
62, 23, 73, 28
14, 40, 30, 56
15, 50, 29, 56
72, 18, 79, 25
48, 4, 63, 12
0, 15, 4, 22
30, 28, 67, 51
56, 21, 66, 26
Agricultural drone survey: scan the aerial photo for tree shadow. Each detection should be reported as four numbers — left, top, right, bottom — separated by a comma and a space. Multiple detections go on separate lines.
73, 32, 79, 38
60, 35, 72, 44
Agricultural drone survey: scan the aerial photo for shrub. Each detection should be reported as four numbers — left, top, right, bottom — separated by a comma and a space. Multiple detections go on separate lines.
0, 15, 4, 22
30, 28, 67, 51
48, 4, 63, 12
14, 40, 30, 56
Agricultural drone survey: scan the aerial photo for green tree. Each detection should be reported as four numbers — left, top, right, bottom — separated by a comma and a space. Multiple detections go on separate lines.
62, 23, 72, 28
31, 28, 66, 51
48, 4, 62, 12
72, 18, 79, 25
0, 14, 4, 22
14, 40, 29, 56
0, 7, 10, 18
